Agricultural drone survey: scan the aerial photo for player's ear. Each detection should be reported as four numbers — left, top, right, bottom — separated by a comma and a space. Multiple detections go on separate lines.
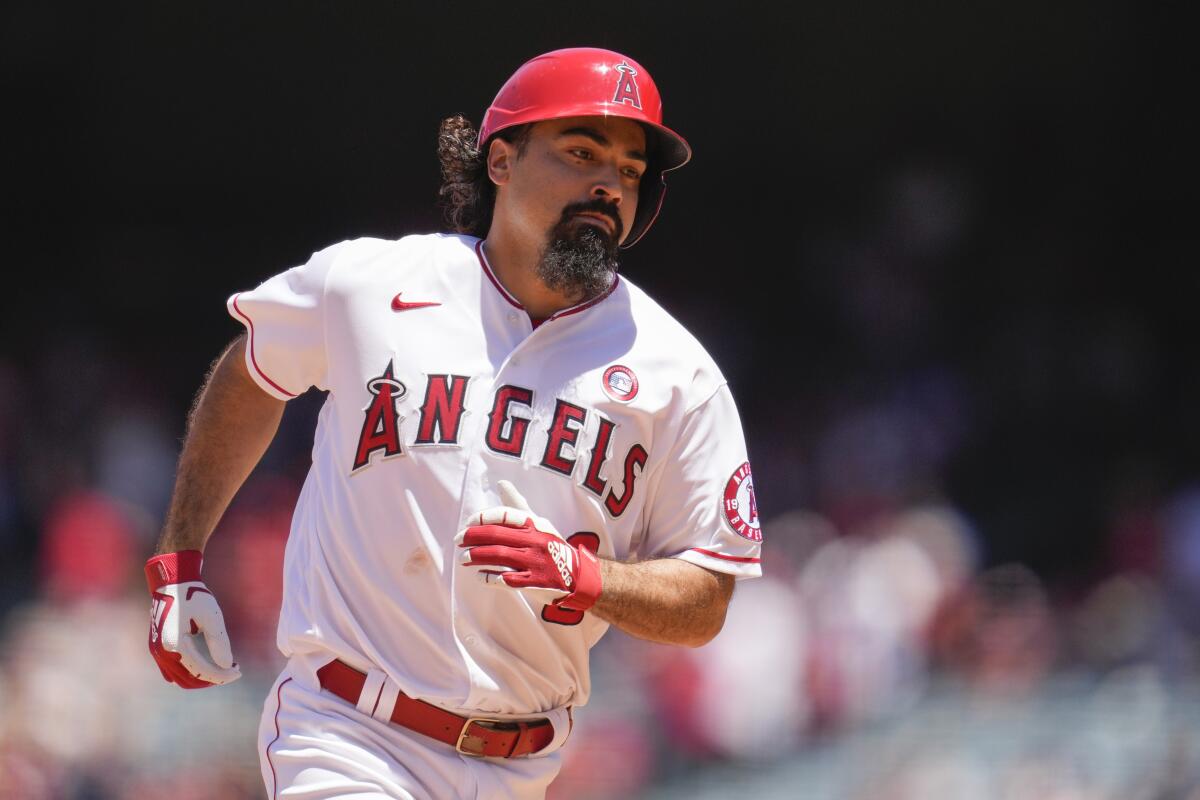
487, 138, 514, 187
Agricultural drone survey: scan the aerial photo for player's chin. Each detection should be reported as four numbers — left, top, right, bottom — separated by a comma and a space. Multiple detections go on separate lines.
556, 215, 620, 253
576, 229, 616, 255
569, 216, 619, 246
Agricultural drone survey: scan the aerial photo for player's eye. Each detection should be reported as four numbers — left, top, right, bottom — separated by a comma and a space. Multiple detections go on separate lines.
622, 166, 642, 180
568, 148, 593, 160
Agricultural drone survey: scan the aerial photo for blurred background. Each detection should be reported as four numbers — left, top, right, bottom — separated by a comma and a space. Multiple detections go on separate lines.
1, 1, 1194, 798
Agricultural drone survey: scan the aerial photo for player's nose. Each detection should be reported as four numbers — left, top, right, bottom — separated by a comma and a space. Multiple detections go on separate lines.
589, 170, 623, 205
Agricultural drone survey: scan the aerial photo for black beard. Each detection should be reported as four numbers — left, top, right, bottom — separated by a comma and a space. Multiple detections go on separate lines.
537, 201, 622, 301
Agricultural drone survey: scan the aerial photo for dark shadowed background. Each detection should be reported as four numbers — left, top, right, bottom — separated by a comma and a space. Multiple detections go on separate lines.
1, 2, 1196, 798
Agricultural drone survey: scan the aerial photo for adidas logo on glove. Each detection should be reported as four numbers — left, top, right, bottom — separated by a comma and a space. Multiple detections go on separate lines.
547, 540, 574, 588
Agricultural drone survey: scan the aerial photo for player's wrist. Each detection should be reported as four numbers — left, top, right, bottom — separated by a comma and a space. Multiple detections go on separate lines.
559, 545, 602, 611
145, 550, 204, 591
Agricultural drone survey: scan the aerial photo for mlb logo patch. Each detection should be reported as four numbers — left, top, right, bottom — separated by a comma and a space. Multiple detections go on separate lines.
602, 365, 639, 402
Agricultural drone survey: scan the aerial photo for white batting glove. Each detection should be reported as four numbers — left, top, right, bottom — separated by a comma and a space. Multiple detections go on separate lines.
145, 551, 241, 689
455, 481, 603, 611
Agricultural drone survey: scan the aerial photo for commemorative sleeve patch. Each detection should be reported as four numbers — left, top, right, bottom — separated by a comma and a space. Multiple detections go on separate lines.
722, 461, 761, 541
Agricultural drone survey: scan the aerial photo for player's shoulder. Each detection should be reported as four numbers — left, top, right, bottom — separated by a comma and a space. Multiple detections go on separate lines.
320, 232, 476, 267
317, 232, 479, 287
612, 275, 728, 403
617, 276, 721, 367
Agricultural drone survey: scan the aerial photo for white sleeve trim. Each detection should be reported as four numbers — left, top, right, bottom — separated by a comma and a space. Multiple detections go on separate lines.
226, 292, 300, 401
672, 547, 762, 579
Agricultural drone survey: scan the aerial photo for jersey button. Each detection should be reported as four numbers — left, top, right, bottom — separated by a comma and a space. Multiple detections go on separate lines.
507, 312, 520, 323
464, 635, 478, 647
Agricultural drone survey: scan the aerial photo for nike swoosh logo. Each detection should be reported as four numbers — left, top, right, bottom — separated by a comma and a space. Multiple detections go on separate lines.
392, 293, 442, 312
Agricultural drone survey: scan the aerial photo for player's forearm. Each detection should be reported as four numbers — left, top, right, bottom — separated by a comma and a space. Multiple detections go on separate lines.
156, 335, 286, 554
590, 558, 733, 648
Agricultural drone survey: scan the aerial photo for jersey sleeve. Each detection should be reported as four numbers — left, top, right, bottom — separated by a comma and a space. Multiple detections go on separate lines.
640, 384, 763, 579
226, 243, 344, 400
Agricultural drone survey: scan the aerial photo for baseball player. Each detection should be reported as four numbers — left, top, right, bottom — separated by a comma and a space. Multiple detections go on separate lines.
145, 47, 762, 799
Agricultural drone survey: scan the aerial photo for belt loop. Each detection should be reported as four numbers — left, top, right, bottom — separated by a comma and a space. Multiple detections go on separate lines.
509, 721, 531, 758
533, 706, 574, 757
373, 677, 401, 724
356, 669, 387, 717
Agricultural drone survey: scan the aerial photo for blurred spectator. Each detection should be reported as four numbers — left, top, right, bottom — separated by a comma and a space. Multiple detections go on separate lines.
931, 563, 1058, 697
201, 473, 297, 671
647, 573, 810, 761
93, 407, 178, 543
37, 490, 137, 604
1163, 488, 1200, 635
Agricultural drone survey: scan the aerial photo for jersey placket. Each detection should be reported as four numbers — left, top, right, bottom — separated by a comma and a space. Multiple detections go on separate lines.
445, 264, 544, 708
449, 242, 621, 709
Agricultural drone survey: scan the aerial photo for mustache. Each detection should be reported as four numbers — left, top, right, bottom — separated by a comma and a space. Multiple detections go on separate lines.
558, 199, 623, 241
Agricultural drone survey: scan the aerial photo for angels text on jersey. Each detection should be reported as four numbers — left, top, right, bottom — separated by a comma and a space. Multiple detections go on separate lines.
353, 363, 649, 519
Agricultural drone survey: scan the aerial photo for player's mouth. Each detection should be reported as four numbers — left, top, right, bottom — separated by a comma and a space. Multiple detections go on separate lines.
570, 212, 617, 236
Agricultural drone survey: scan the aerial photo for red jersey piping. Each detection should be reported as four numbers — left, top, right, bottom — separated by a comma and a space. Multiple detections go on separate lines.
547, 274, 620, 321
230, 294, 298, 398
689, 547, 761, 564
475, 241, 523, 309
474, 240, 620, 321
264, 676, 293, 800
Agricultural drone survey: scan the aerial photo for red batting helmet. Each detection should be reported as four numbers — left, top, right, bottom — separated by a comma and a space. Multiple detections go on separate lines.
479, 47, 692, 248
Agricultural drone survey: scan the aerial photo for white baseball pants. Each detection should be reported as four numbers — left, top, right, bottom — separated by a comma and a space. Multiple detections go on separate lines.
257, 660, 568, 799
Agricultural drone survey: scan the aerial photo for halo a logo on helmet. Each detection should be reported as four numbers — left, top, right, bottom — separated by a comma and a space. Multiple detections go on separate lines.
611, 62, 643, 109
723, 462, 761, 541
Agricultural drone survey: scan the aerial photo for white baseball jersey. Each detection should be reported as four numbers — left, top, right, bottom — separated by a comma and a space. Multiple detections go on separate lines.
228, 232, 762, 717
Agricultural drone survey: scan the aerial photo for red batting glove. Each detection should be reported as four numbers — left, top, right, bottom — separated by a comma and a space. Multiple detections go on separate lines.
455, 481, 603, 612
145, 551, 241, 689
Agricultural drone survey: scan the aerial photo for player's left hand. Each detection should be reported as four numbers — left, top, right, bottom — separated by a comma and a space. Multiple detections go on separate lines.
455, 480, 603, 612
145, 551, 242, 689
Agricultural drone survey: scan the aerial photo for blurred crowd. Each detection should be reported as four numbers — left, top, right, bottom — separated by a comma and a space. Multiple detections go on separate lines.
2, 163, 1197, 799
4, 433, 1200, 798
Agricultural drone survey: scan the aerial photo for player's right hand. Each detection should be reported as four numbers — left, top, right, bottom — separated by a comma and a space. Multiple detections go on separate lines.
144, 551, 241, 689
455, 481, 603, 612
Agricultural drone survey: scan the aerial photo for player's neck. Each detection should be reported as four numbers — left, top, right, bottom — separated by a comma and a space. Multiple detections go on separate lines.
480, 232, 583, 320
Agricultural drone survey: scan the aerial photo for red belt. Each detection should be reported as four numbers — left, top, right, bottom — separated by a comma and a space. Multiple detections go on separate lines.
316, 660, 555, 758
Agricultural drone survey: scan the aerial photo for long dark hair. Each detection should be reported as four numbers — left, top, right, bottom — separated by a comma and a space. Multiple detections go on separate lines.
436, 115, 529, 238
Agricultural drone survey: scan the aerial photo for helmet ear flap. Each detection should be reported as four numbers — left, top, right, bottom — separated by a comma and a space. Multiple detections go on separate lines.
623, 174, 667, 250
621, 125, 685, 248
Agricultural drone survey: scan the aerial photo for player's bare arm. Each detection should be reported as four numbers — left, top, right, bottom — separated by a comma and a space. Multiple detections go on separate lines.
145, 334, 284, 689
458, 530, 736, 649
458, 481, 740, 649
156, 334, 285, 554
592, 558, 734, 648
